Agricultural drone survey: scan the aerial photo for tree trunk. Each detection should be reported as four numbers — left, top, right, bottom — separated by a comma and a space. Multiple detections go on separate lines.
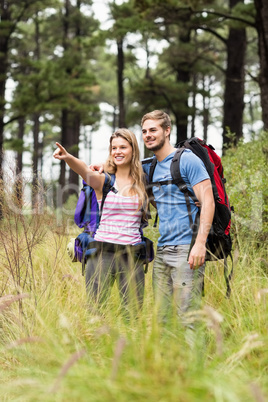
174, 29, 191, 145
0, 2, 10, 186
68, 112, 80, 196
15, 117, 25, 206
59, 0, 81, 203
32, 112, 40, 209
190, 72, 197, 138
32, 15, 41, 209
223, 0, 246, 151
0, 63, 7, 183
174, 110, 188, 145
202, 75, 212, 143
59, 108, 68, 195
60, 109, 80, 202
254, 0, 268, 130
117, 38, 126, 128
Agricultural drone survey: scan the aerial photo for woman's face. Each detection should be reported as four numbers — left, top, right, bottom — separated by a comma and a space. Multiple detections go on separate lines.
111, 137, 133, 167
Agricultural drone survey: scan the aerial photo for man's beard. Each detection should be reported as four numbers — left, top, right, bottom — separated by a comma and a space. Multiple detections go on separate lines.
146, 135, 166, 152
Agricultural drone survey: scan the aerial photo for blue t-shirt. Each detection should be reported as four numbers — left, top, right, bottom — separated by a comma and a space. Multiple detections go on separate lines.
143, 149, 209, 246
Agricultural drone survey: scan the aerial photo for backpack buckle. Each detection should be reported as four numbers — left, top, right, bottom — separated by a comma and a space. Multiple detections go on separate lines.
179, 184, 188, 193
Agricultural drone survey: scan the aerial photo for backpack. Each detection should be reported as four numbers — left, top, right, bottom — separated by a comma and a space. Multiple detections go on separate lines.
71, 173, 154, 275
143, 137, 233, 297
74, 173, 116, 235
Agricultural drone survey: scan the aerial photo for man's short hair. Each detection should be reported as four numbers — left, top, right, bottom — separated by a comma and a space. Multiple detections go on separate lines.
141, 110, 171, 130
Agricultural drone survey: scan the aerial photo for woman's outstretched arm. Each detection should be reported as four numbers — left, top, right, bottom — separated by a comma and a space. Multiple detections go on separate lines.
53, 142, 105, 191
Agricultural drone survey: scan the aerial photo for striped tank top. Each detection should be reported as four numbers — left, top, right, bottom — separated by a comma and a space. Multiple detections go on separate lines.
94, 191, 142, 245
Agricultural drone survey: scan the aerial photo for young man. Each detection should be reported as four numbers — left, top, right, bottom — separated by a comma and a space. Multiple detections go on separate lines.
141, 110, 215, 326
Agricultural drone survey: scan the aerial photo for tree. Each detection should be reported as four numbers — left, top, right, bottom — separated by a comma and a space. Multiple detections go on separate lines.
0, 0, 57, 216
222, 0, 247, 150
133, 1, 195, 144
107, 1, 143, 128
131, 1, 230, 145
254, 0, 268, 130
8, 0, 101, 205
55, 0, 100, 200
0, 1, 45, 181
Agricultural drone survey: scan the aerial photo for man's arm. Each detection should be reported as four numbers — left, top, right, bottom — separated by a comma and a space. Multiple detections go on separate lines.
188, 179, 215, 269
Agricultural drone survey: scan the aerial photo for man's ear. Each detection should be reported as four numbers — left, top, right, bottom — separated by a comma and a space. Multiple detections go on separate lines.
165, 126, 171, 137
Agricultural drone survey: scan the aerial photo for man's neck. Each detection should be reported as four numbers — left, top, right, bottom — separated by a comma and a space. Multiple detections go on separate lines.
154, 143, 176, 162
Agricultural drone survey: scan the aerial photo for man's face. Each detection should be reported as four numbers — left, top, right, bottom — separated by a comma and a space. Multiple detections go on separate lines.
142, 119, 170, 152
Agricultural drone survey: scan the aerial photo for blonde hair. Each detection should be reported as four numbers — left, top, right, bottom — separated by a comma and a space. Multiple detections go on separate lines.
105, 128, 148, 215
141, 110, 171, 130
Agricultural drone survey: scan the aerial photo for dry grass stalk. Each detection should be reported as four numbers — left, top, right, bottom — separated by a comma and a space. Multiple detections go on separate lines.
110, 337, 127, 381
0, 169, 82, 306
203, 305, 224, 355
184, 306, 224, 354
226, 334, 264, 368
61, 274, 80, 284
49, 349, 86, 393
0, 173, 51, 310
6, 336, 43, 349
94, 325, 111, 337
255, 288, 268, 303
0, 293, 29, 312
250, 382, 266, 402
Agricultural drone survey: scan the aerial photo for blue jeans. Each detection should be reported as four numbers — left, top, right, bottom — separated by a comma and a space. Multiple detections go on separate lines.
153, 244, 205, 326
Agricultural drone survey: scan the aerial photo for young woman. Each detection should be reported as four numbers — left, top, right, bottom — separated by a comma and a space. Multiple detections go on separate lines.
53, 129, 148, 317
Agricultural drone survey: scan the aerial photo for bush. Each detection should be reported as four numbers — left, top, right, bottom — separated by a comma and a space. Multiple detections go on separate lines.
223, 132, 268, 253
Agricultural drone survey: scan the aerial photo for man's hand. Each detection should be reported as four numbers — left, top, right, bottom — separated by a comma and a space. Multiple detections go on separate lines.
188, 178, 215, 269
89, 163, 104, 173
188, 241, 206, 269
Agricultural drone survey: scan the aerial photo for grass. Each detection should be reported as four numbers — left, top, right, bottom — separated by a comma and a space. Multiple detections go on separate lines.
0, 134, 268, 401
0, 214, 267, 402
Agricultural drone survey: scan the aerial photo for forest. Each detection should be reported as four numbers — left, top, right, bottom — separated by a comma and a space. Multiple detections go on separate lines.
0, 0, 267, 205
0, 0, 267, 401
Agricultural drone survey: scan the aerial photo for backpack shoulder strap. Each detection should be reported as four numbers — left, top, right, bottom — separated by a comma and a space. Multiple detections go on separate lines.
99, 173, 117, 219
149, 149, 192, 190
148, 156, 157, 183
170, 148, 186, 188
170, 148, 197, 199
170, 147, 198, 228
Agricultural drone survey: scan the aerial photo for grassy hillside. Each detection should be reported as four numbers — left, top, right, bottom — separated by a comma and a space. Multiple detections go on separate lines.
0, 136, 267, 401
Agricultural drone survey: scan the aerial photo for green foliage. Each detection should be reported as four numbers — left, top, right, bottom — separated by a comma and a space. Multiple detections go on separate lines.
223, 132, 268, 249
3, 138, 29, 152
110, 1, 142, 39
230, 1, 256, 27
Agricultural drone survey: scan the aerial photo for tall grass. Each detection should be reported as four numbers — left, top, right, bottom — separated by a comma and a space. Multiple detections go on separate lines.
0, 138, 267, 401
